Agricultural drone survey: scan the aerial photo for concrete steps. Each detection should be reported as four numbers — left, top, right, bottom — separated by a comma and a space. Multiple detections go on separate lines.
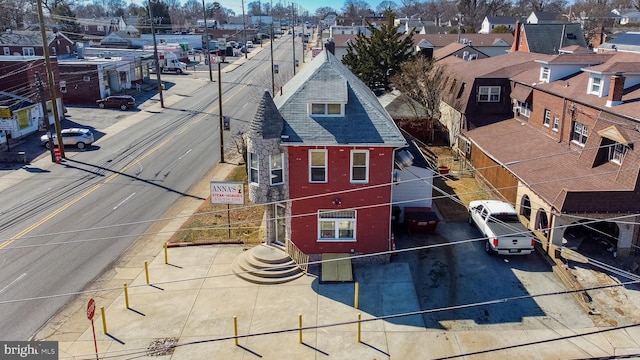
231, 244, 305, 284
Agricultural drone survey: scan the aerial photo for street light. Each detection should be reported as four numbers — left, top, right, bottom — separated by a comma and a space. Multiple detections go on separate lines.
270, 0, 275, 95
242, 0, 248, 59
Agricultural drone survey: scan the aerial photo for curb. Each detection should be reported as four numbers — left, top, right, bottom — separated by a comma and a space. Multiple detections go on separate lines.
167, 240, 243, 248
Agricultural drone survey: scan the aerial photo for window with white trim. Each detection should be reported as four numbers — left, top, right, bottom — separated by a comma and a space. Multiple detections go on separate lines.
572, 121, 588, 145
517, 101, 530, 118
478, 86, 500, 102
270, 153, 284, 185
318, 210, 356, 240
540, 66, 550, 82
589, 76, 602, 95
309, 150, 327, 182
22, 47, 35, 56
553, 117, 559, 131
350, 150, 369, 183
609, 143, 626, 164
249, 152, 259, 184
543, 109, 551, 127
310, 103, 343, 116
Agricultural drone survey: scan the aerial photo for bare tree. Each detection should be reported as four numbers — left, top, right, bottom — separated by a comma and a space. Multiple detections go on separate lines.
391, 55, 446, 142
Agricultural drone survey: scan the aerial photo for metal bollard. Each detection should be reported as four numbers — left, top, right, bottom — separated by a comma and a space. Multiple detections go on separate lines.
234, 316, 239, 346
299, 314, 303, 344
101, 306, 107, 334
354, 282, 359, 309
144, 261, 150, 284
357, 313, 361, 343
164, 242, 168, 264
124, 283, 129, 309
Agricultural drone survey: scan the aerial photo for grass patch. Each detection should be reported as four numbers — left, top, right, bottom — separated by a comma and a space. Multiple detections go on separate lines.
169, 166, 265, 245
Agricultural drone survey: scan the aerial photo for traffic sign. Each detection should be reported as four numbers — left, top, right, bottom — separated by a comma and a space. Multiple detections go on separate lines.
87, 298, 96, 320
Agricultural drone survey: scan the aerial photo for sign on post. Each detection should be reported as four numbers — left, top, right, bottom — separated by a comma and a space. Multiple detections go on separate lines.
87, 299, 99, 359
210, 181, 244, 205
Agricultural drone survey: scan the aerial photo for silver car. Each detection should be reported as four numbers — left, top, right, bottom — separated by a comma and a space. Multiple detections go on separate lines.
40, 128, 94, 149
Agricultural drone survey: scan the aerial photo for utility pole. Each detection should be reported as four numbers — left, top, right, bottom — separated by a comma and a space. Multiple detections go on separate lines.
242, 0, 248, 59
36, 0, 64, 158
270, 0, 275, 95
291, 2, 296, 75
148, 2, 165, 108
217, 61, 225, 163
203, 0, 213, 81
35, 72, 55, 162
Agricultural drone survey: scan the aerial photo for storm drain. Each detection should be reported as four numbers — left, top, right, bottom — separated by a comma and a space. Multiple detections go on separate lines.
147, 337, 178, 356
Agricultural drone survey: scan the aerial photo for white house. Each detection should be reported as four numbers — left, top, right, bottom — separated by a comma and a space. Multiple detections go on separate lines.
479, 16, 515, 34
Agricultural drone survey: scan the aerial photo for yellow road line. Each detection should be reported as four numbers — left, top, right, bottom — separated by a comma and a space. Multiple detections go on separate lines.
0, 82, 244, 249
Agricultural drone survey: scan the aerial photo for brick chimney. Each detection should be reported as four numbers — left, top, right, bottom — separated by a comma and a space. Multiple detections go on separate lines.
511, 22, 521, 53
606, 74, 625, 107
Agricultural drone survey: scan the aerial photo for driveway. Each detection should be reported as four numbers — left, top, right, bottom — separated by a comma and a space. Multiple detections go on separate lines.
394, 222, 594, 331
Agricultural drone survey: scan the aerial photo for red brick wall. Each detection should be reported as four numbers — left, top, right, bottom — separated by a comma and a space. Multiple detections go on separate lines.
59, 64, 102, 104
288, 145, 394, 254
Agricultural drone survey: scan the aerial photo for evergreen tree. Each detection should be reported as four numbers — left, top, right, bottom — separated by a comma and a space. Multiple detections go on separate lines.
341, 9, 415, 92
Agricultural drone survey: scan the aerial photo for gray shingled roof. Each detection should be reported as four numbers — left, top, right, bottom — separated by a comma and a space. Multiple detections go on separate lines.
273, 49, 406, 147
248, 90, 285, 139
0, 31, 65, 46
522, 23, 587, 54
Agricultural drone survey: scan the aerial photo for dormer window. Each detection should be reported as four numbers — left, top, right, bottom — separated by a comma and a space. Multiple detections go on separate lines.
609, 143, 626, 164
589, 76, 602, 96
540, 66, 550, 82
310, 103, 343, 116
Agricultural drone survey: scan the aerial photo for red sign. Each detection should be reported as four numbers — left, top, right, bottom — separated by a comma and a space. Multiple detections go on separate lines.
87, 298, 96, 320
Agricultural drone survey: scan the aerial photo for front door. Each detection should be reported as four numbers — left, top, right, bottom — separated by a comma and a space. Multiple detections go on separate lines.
274, 203, 286, 246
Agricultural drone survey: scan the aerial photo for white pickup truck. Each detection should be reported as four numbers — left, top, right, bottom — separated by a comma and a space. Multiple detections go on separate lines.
468, 200, 536, 255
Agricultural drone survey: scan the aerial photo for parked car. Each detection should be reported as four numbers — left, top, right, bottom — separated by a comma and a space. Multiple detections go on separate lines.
96, 95, 136, 110
468, 200, 536, 255
246, 41, 254, 48
40, 128, 95, 149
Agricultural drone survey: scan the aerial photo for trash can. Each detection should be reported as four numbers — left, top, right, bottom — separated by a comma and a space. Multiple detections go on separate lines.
274, 64, 279, 73
223, 116, 230, 130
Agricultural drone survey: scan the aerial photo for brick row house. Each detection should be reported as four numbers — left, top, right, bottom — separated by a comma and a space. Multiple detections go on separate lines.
438, 49, 640, 259
247, 49, 409, 262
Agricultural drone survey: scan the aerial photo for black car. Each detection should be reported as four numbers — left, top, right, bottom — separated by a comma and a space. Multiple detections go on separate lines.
96, 95, 136, 110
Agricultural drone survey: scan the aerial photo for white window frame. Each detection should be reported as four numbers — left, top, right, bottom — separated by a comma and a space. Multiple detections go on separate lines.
543, 109, 551, 127
97, 25, 104, 31
572, 121, 588, 145
540, 66, 550, 82
517, 101, 530, 118
350, 150, 369, 183
269, 153, 284, 185
609, 143, 626, 164
3, 47, 9, 55
589, 76, 602, 95
318, 210, 356, 241
22, 47, 35, 56
309, 149, 327, 183
553, 117, 559, 132
478, 86, 500, 102
309, 103, 344, 116
249, 152, 259, 184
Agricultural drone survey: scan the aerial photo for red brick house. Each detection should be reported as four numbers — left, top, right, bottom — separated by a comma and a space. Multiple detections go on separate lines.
437, 50, 640, 260
0, 30, 75, 57
247, 49, 407, 261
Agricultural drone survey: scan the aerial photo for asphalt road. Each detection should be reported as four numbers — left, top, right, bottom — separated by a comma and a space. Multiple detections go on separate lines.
0, 35, 302, 340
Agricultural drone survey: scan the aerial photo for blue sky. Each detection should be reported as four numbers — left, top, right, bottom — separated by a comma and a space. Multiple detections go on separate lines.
221, 0, 381, 17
